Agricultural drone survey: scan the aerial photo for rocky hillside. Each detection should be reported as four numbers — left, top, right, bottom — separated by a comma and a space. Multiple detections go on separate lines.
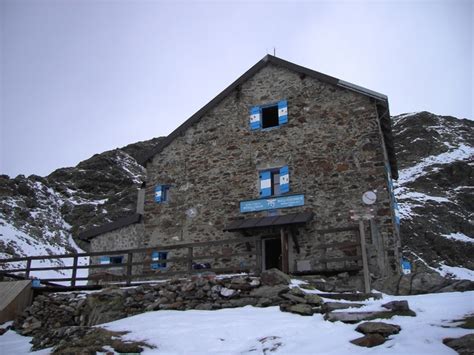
0, 137, 162, 263
393, 112, 474, 275
0, 111, 472, 279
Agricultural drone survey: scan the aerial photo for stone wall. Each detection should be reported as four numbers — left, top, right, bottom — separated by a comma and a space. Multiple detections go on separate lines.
13, 270, 320, 351
89, 221, 145, 276
143, 62, 400, 283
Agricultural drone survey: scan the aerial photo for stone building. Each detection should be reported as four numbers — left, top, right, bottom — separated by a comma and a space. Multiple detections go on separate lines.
81, 55, 401, 288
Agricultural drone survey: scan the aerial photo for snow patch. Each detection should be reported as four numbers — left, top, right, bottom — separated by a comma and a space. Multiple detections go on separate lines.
396, 144, 474, 185
434, 263, 474, 281
442, 232, 474, 244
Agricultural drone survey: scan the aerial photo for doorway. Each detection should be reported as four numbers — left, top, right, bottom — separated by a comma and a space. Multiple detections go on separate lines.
264, 237, 282, 271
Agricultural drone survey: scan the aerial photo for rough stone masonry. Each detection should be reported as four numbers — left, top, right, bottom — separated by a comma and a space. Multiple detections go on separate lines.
142, 57, 400, 284
86, 56, 401, 289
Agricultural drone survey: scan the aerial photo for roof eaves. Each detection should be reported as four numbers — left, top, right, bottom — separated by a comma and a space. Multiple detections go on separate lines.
337, 80, 388, 102
78, 213, 142, 241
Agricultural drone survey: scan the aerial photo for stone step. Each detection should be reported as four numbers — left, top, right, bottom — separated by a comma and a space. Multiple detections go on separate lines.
322, 301, 365, 313
317, 292, 382, 301
325, 311, 393, 323
325, 307, 416, 323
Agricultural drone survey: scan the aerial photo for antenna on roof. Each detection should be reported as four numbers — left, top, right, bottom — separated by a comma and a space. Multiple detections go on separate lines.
273, 47, 276, 56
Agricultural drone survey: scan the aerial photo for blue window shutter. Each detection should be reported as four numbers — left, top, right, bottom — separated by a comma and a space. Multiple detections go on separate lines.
279, 166, 290, 193
249, 106, 261, 130
278, 100, 288, 125
259, 171, 271, 197
155, 185, 162, 203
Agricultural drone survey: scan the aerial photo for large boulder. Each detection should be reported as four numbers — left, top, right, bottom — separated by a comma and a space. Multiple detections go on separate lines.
350, 334, 386, 348
373, 272, 474, 295
355, 322, 401, 337
280, 303, 314, 316
249, 285, 289, 299
260, 268, 291, 286
443, 334, 474, 355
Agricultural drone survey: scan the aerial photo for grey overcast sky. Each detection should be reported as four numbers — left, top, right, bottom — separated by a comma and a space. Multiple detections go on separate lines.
0, 0, 472, 178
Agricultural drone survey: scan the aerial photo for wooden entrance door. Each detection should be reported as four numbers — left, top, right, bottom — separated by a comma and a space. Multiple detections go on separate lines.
264, 237, 281, 270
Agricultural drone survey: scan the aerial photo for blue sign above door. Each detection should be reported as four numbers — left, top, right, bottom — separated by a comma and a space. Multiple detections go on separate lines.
240, 194, 305, 213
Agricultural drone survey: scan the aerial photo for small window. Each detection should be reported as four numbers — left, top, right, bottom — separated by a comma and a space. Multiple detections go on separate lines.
155, 185, 170, 203
151, 251, 168, 270
109, 256, 124, 264
262, 105, 279, 128
249, 100, 288, 130
99, 256, 123, 265
259, 166, 290, 198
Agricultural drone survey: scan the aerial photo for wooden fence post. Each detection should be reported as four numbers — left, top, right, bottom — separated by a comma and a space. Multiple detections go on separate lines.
187, 247, 193, 273
255, 238, 262, 275
126, 252, 133, 286
358, 220, 371, 293
71, 255, 78, 287
25, 258, 32, 279
281, 228, 289, 274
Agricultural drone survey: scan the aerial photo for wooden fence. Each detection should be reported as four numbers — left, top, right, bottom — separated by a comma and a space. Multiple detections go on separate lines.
0, 236, 262, 289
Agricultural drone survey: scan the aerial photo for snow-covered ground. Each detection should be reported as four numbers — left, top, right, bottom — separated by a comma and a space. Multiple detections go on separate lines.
0, 218, 89, 285
1, 288, 473, 354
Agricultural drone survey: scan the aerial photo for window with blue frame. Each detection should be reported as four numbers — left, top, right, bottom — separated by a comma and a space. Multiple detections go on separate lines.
99, 256, 123, 265
155, 185, 170, 203
249, 100, 288, 130
259, 166, 289, 198
151, 251, 168, 270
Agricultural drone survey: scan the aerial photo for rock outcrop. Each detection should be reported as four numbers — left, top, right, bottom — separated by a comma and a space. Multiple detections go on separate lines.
373, 271, 474, 295
443, 334, 474, 355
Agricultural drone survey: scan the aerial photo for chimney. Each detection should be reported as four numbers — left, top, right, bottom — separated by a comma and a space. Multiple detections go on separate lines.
136, 182, 146, 214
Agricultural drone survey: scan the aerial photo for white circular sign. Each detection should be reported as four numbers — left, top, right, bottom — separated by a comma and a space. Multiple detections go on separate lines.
186, 207, 197, 218
362, 191, 377, 205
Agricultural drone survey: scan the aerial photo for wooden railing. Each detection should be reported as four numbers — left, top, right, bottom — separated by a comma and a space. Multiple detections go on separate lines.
0, 236, 262, 289
314, 226, 362, 272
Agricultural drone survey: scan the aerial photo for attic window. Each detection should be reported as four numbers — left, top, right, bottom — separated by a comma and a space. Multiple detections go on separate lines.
261, 105, 279, 128
249, 100, 288, 130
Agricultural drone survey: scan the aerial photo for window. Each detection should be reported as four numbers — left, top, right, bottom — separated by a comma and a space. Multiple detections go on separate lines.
155, 185, 170, 203
109, 256, 124, 264
259, 166, 289, 198
249, 100, 288, 130
262, 105, 279, 128
151, 251, 168, 270
99, 256, 123, 265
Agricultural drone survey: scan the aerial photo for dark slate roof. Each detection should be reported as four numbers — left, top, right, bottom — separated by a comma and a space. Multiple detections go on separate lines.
138, 55, 398, 179
223, 211, 314, 232
78, 213, 142, 241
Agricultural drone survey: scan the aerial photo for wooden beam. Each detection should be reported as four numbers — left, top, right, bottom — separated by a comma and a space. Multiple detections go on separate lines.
71, 255, 78, 287
358, 220, 371, 293
316, 226, 359, 234
280, 228, 289, 274
289, 228, 300, 254
255, 238, 262, 275
0, 236, 261, 263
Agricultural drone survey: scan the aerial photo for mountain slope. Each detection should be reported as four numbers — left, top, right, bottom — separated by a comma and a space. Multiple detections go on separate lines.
393, 111, 474, 275
0, 137, 162, 269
